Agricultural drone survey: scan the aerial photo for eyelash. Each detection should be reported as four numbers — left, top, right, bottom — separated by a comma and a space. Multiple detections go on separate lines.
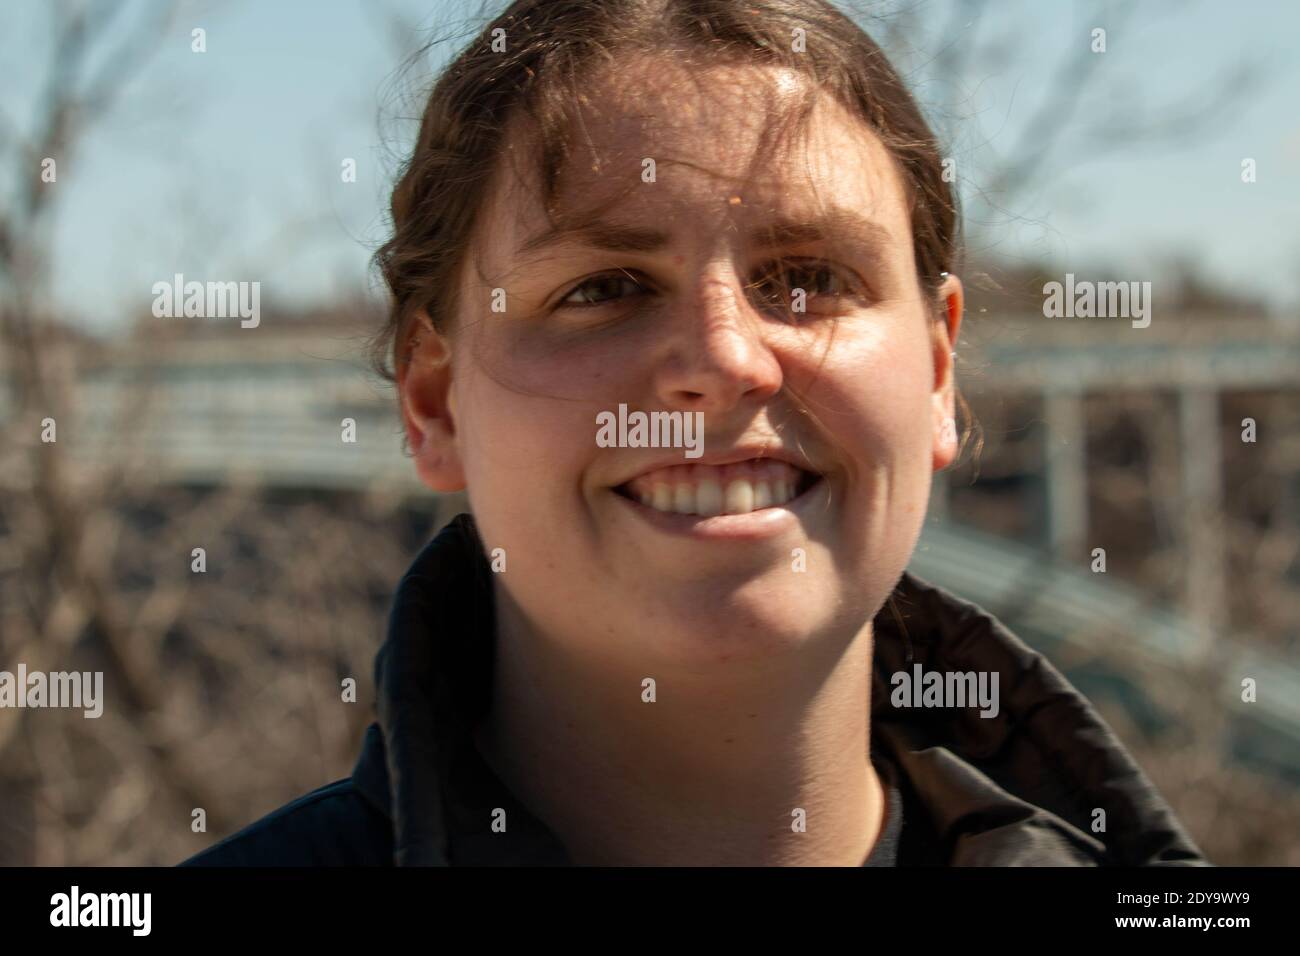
748, 260, 865, 313
558, 270, 651, 308
556, 260, 867, 315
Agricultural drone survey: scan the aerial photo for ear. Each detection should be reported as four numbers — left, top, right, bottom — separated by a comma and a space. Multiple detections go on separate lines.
397, 312, 467, 492
929, 273, 965, 471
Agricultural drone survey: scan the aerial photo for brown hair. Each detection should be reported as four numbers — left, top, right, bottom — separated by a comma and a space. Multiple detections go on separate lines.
369, 0, 971, 452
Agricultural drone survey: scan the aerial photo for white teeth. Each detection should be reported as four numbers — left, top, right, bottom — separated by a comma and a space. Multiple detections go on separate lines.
652, 483, 673, 512
627, 471, 808, 517
724, 479, 754, 515
695, 478, 723, 517
621, 460, 813, 517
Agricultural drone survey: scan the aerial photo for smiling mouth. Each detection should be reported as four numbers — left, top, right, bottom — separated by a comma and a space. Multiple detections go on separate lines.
613, 459, 823, 517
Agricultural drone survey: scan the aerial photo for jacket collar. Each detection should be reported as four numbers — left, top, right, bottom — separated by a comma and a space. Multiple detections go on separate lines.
868, 572, 1206, 865
352, 513, 1207, 866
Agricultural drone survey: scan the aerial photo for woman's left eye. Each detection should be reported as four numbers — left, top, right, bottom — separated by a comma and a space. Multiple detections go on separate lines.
558, 271, 650, 308
749, 259, 863, 315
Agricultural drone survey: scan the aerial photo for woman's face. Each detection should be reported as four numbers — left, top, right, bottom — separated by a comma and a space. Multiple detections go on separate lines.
401, 55, 962, 667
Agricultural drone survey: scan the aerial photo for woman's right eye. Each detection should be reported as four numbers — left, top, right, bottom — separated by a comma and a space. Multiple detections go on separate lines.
558, 271, 650, 308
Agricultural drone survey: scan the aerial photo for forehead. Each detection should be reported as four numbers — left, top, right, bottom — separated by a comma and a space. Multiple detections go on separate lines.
477, 54, 910, 265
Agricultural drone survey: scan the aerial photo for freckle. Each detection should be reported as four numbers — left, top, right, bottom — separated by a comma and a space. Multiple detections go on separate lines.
725, 736, 735, 744
673, 254, 684, 265
747, 713, 757, 718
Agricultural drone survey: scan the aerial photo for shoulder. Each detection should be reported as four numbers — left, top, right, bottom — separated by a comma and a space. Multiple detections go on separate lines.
178, 778, 394, 866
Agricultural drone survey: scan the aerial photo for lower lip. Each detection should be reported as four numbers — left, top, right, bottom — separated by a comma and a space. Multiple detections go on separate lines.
610, 477, 828, 541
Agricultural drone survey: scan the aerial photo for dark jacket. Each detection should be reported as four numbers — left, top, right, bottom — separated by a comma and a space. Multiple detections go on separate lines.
181, 512, 1208, 866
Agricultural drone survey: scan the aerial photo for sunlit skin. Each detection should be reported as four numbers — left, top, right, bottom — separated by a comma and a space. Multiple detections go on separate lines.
398, 54, 963, 866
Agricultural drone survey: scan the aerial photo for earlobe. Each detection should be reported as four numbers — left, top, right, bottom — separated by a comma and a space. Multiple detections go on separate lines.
398, 318, 467, 493
932, 407, 958, 471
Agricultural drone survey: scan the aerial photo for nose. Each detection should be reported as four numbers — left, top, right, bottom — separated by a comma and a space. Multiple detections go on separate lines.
653, 265, 783, 416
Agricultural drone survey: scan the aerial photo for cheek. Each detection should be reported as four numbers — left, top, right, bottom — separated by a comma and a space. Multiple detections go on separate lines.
793, 316, 936, 471
452, 343, 630, 618
455, 319, 657, 479
452, 341, 614, 527
458, 381, 577, 495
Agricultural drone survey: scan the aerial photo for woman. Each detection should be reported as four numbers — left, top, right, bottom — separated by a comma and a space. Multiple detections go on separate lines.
183, 0, 1207, 866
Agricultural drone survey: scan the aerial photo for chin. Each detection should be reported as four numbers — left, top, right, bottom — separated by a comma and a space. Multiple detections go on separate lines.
644, 576, 848, 665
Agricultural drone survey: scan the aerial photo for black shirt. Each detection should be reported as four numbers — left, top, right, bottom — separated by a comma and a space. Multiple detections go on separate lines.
181, 513, 1208, 867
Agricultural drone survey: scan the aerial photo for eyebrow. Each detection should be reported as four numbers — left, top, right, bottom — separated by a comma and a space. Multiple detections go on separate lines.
748, 207, 894, 253
516, 205, 894, 260
518, 220, 671, 256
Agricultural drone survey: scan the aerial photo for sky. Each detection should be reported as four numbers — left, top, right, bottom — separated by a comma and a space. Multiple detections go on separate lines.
2, 0, 1298, 329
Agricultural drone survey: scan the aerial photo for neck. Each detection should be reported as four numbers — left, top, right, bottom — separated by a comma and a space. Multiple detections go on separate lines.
473, 585, 884, 866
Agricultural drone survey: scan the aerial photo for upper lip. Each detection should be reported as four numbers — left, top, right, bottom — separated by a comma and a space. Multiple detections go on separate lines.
614, 444, 823, 487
